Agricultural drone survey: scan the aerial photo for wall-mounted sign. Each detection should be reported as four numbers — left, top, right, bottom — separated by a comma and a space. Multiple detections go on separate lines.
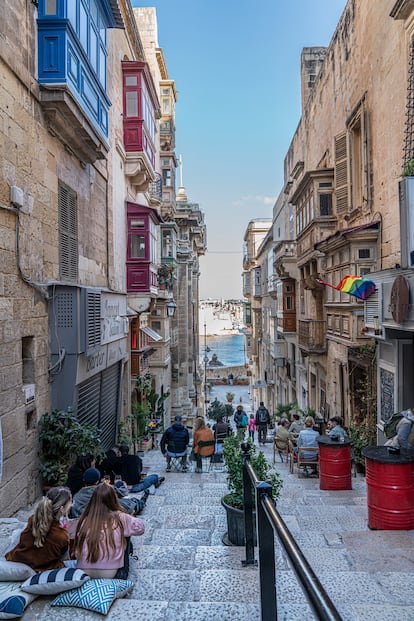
389, 275, 409, 324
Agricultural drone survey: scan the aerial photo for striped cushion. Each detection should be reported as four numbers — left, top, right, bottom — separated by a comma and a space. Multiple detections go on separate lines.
21, 568, 90, 595
51, 579, 133, 615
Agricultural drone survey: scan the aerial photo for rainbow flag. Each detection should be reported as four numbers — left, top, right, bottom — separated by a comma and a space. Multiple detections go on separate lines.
317, 276, 377, 300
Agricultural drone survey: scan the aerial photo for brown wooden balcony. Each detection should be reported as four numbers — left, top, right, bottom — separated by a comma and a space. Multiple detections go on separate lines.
298, 319, 326, 353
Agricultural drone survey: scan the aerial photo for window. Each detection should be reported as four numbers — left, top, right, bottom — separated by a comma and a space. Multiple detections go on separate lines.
358, 248, 370, 259
162, 168, 172, 187
130, 235, 145, 258
58, 182, 78, 281
319, 193, 332, 216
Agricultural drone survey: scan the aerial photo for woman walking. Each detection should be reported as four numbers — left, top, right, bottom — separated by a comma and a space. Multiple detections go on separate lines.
248, 413, 256, 442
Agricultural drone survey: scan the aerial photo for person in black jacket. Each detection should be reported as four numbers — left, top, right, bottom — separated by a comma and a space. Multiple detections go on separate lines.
255, 402, 271, 445
160, 415, 190, 472
97, 446, 123, 483
65, 453, 96, 496
118, 445, 164, 492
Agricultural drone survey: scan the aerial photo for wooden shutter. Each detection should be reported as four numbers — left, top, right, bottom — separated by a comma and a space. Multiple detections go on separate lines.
58, 182, 78, 281
334, 133, 349, 213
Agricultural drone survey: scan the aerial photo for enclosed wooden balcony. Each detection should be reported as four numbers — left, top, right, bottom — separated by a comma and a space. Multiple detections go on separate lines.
298, 319, 327, 353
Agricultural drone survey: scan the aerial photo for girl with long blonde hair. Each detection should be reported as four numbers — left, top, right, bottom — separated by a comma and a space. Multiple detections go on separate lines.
6, 486, 72, 571
74, 482, 144, 579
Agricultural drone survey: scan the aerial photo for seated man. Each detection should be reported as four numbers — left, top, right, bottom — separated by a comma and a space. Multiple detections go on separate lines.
327, 416, 348, 440
160, 415, 190, 472
212, 417, 231, 440
297, 416, 320, 473
118, 445, 164, 493
70, 468, 147, 518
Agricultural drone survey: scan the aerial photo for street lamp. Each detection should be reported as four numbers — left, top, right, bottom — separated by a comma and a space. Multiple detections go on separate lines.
166, 298, 177, 318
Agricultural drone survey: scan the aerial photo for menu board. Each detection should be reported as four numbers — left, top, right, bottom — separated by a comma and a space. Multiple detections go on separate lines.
380, 367, 394, 422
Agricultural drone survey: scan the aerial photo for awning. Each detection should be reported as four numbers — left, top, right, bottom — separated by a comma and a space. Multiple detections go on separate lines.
140, 326, 162, 342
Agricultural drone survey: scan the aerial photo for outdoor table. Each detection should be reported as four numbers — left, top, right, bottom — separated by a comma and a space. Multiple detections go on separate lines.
362, 445, 414, 530
317, 436, 352, 490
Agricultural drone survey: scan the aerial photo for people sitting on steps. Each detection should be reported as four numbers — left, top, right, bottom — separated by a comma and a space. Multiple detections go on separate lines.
97, 446, 123, 483
118, 445, 165, 492
65, 452, 96, 496
69, 468, 147, 518
192, 417, 215, 473
74, 482, 144, 580
5, 487, 72, 571
160, 415, 190, 472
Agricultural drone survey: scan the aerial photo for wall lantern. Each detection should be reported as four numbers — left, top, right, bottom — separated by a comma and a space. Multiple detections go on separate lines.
373, 315, 381, 335
166, 298, 177, 318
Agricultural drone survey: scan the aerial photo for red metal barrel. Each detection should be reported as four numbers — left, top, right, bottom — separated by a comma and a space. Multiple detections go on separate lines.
317, 437, 352, 490
363, 446, 414, 530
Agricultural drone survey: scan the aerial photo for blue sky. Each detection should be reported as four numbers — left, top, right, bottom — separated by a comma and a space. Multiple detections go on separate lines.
132, 0, 347, 298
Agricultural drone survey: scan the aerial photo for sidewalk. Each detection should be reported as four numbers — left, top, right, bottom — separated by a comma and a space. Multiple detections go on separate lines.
1, 390, 414, 619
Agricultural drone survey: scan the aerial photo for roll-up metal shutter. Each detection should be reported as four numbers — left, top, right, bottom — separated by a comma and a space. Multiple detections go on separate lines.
76, 362, 121, 449
100, 363, 121, 448
77, 374, 101, 430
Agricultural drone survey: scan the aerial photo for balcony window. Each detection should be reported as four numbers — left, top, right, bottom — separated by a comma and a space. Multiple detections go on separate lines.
126, 203, 161, 293
122, 62, 158, 170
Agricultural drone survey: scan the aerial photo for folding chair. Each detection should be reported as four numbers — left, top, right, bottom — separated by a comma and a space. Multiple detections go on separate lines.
297, 447, 319, 478
287, 438, 296, 474
197, 440, 216, 473
273, 438, 288, 464
165, 441, 188, 472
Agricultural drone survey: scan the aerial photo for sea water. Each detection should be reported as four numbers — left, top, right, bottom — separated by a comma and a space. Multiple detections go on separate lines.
201, 334, 246, 367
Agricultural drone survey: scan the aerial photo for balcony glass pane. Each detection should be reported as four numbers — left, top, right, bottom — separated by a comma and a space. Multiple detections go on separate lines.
131, 235, 145, 258
126, 91, 138, 117
79, 1, 88, 52
67, 2, 76, 28
99, 45, 106, 88
90, 27, 97, 73
126, 76, 137, 86
45, 0, 57, 14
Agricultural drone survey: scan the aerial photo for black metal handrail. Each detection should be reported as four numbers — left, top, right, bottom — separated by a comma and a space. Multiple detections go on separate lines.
241, 444, 343, 621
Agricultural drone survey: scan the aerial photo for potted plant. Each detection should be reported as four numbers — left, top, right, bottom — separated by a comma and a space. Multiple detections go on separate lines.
39, 407, 103, 487
157, 264, 174, 289
221, 434, 283, 545
226, 391, 235, 403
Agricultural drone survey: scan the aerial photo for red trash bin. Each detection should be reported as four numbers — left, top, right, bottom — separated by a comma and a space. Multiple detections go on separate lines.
363, 445, 414, 530
317, 436, 352, 490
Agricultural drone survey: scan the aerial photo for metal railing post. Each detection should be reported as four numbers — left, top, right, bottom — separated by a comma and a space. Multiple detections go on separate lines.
256, 481, 277, 621
242, 442, 256, 566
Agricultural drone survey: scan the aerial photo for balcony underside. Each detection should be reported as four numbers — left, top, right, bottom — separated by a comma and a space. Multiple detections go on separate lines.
39, 85, 109, 164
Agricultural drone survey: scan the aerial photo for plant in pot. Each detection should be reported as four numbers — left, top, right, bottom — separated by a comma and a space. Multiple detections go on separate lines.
226, 391, 235, 403
221, 434, 283, 545
207, 397, 227, 422
39, 407, 103, 487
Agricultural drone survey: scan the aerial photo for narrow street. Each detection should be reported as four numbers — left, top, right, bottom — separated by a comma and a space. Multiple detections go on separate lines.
1, 383, 414, 620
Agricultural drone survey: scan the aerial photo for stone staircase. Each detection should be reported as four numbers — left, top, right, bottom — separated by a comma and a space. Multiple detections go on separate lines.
3, 439, 414, 620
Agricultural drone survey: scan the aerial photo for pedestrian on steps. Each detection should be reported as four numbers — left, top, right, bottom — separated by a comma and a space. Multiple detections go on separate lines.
255, 401, 271, 445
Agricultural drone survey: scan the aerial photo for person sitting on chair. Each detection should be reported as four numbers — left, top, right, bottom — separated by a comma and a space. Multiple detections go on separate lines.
297, 416, 320, 474
274, 418, 292, 454
327, 416, 348, 440
193, 417, 215, 473
212, 417, 231, 440
288, 413, 304, 439
160, 415, 190, 472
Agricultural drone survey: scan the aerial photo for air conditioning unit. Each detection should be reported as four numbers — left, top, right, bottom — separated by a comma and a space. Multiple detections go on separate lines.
49, 286, 101, 355
23, 384, 35, 404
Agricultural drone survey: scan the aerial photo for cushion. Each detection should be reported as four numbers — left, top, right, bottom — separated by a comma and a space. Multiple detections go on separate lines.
0, 561, 35, 582
0, 582, 37, 619
51, 578, 133, 615
21, 568, 90, 595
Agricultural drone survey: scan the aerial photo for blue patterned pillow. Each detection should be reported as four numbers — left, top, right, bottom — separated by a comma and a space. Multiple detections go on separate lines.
21, 568, 90, 595
0, 582, 37, 619
51, 578, 133, 615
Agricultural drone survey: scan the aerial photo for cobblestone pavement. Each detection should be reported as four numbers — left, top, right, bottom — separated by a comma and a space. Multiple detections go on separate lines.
1, 384, 414, 619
